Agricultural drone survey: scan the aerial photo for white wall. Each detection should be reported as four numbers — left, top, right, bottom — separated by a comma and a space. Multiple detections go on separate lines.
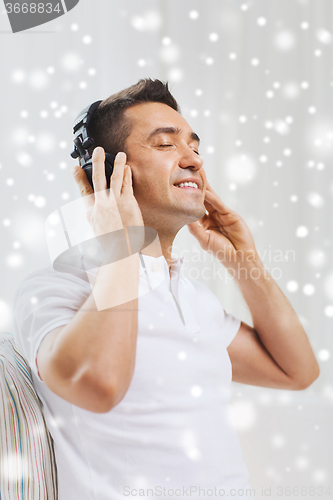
0, 0, 332, 495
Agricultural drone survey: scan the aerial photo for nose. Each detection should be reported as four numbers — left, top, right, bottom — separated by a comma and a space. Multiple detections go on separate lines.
178, 146, 204, 171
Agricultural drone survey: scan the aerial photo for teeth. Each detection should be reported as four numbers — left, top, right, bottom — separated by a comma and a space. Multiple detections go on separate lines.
175, 181, 199, 189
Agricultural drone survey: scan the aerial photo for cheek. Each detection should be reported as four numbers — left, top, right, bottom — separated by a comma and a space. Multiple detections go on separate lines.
131, 171, 164, 198
130, 169, 149, 199
199, 168, 207, 186
128, 151, 174, 194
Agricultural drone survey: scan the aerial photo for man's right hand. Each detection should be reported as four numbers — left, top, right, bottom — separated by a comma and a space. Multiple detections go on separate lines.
72, 147, 144, 243
37, 147, 143, 413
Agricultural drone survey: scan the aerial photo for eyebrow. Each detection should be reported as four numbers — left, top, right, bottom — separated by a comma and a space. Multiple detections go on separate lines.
147, 127, 200, 145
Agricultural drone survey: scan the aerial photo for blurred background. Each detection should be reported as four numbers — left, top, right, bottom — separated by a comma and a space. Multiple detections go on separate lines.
0, 0, 332, 497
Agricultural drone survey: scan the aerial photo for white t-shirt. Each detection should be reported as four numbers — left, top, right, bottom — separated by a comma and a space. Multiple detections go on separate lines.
13, 250, 253, 500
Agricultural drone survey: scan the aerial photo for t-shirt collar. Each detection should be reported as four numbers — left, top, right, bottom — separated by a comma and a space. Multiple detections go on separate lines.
139, 253, 184, 277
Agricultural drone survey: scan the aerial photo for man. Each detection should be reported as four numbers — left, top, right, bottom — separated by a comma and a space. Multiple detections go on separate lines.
13, 79, 320, 500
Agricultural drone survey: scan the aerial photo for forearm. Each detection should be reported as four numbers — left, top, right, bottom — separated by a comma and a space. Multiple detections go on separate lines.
228, 254, 320, 385
49, 248, 140, 405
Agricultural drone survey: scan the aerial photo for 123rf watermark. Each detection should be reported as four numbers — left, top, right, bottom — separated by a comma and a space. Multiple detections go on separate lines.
3, 0, 80, 33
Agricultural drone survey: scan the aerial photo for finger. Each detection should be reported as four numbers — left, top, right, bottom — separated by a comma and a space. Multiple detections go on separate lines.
121, 165, 134, 196
203, 196, 217, 214
204, 193, 241, 230
203, 197, 237, 230
91, 146, 107, 194
72, 164, 94, 209
199, 167, 207, 190
197, 213, 208, 225
196, 214, 211, 231
205, 180, 214, 190
110, 152, 127, 196
205, 180, 218, 195
187, 221, 210, 249
204, 182, 233, 211
204, 189, 233, 215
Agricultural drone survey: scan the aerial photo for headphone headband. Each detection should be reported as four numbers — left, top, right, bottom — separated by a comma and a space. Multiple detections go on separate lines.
70, 100, 115, 190
70, 100, 102, 162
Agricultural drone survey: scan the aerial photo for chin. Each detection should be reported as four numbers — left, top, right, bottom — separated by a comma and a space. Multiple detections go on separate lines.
182, 207, 206, 224
192, 204, 206, 220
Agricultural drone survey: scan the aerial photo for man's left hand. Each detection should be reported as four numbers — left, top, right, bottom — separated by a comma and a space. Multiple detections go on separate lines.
187, 181, 258, 266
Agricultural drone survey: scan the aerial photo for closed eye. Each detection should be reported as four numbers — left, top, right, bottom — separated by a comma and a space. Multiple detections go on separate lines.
158, 144, 200, 155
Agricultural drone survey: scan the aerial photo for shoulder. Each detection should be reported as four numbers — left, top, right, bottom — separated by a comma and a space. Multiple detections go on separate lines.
12, 263, 93, 359
182, 276, 226, 315
13, 262, 92, 309
184, 276, 221, 302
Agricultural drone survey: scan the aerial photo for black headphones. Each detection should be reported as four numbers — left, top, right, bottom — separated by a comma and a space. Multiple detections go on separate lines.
68, 100, 160, 269
70, 100, 116, 190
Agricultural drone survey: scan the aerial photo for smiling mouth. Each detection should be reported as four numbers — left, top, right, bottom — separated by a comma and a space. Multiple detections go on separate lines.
174, 185, 200, 190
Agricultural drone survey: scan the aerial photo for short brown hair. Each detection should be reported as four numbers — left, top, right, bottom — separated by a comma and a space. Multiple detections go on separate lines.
87, 78, 181, 156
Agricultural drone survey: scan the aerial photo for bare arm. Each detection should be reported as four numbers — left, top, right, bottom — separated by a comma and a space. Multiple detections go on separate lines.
187, 181, 320, 390
227, 256, 320, 389
37, 251, 140, 413
37, 148, 145, 413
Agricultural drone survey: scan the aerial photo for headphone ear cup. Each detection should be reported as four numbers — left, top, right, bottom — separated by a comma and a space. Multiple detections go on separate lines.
82, 161, 93, 189
104, 153, 115, 189
82, 153, 115, 191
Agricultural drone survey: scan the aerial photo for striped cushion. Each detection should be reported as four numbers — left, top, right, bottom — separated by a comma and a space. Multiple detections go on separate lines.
0, 332, 57, 499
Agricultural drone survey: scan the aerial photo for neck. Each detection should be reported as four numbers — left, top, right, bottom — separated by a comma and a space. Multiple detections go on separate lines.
140, 230, 177, 272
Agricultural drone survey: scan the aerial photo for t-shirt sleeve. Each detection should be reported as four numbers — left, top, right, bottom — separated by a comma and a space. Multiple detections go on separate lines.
12, 266, 92, 382
222, 309, 241, 348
